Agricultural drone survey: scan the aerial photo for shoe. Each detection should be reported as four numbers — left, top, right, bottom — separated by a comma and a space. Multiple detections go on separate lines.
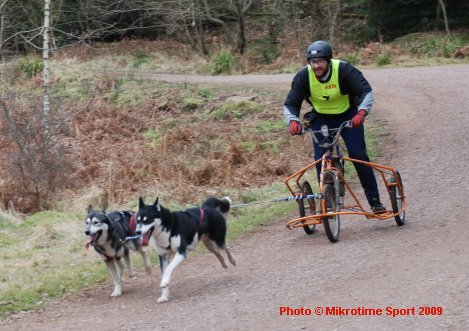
371, 200, 386, 214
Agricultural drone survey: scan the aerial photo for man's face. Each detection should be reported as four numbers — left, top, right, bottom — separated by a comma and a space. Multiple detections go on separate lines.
309, 58, 329, 78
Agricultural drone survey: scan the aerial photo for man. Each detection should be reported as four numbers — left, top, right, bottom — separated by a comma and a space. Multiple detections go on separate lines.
283, 40, 386, 213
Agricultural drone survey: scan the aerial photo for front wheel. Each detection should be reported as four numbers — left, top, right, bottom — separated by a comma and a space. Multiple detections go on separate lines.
297, 181, 316, 235
322, 183, 340, 242
389, 171, 405, 226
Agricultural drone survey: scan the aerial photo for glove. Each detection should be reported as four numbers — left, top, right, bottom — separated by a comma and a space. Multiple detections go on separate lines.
289, 120, 302, 136
351, 109, 367, 128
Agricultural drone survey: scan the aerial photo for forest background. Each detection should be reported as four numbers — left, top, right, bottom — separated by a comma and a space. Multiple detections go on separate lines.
0, 0, 468, 214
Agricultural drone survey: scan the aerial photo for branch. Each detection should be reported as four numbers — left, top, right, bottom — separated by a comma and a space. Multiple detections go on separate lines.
202, 0, 234, 46
0, 98, 33, 168
0, 0, 11, 12
0, 27, 42, 52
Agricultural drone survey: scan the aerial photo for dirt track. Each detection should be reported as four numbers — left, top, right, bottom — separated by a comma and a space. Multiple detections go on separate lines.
2, 65, 469, 330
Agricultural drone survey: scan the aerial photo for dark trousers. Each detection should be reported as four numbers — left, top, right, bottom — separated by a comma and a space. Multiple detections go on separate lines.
311, 117, 380, 205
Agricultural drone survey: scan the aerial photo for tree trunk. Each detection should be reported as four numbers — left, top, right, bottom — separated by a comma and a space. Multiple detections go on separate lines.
43, 0, 50, 132
312, 0, 326, 40
437, 0, 450, 36
180, 0, 197, 50
38, 0, 52, 210
202, 0, 234, 47
196, 16, 208, 56
328, 0, 341, 44
0, 0, 11, 59
233, 0, 252, 54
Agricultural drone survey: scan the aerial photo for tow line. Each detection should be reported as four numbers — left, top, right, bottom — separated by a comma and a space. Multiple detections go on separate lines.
230, 193, 322, 209
124, 194, 322, 240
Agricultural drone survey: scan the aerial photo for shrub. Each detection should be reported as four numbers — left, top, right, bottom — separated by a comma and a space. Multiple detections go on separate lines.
393, 32, 466, 58
377, 51, 392, 66
210, 100, 263, 120
17, 57, 44, 78
343, 53, 360, 65
182, 97, 203, 111
253, 120, 285, 134
209, 50, 234, 75
131, 49, 151, 68
196, 87, 213, 98
142, 128, 165, 147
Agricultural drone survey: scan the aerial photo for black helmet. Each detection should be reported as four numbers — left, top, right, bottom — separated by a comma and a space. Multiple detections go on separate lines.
306, 41, 332, 60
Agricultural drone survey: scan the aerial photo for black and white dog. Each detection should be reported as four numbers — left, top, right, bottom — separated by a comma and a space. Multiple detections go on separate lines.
84, 206, 152, 297
136, 196, 236, 303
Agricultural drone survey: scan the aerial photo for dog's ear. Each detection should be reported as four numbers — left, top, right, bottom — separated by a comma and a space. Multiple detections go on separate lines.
139, 197, 145, 208
102, 215, 111, 224
86, 205, 93, 214
153, 197, 161, 212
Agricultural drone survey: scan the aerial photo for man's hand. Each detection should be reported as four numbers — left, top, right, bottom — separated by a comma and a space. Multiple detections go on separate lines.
351, 109, 367, 128
289, 120, 302, 136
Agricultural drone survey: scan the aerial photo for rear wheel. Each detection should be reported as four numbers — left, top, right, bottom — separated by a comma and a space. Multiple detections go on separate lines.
322, 183, 340, 242
389, 171, 405, 226
297, 181, 316, 235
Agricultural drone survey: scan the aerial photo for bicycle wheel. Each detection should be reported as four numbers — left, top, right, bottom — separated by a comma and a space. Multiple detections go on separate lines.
332, 158, 345, 197
389, 171, 405, 226
297, 181, 316, 235
322, 183, 340, 242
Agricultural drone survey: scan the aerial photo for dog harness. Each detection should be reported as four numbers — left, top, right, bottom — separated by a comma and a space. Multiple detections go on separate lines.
129, 212, 137, 235
94, 245, 115, 260
164, 208, 206, 250
199, 208, 205, 225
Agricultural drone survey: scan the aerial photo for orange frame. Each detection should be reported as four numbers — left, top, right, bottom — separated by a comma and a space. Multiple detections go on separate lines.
284, 153, 406, 230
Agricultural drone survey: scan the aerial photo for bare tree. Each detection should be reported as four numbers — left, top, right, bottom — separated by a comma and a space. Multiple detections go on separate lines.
229, 0, 252, 54
203, 0, 235, 47
0, 94, 72, 211
327, 0, 341, 43
0, 0, 71, 211
43, 0, 50, 131
0, 0, 11, 51
437, 0, 450, 36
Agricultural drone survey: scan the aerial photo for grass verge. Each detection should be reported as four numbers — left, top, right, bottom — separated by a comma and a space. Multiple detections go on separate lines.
0, 182, 296, 317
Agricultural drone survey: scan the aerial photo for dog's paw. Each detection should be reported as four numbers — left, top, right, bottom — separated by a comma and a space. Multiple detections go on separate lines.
225, 246, 237, 266
157, 295, 169, 303
111, 290, 122, 297
229, 256, 237, 266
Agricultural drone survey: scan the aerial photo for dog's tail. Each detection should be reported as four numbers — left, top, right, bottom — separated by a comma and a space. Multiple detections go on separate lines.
202, 196, 231, 214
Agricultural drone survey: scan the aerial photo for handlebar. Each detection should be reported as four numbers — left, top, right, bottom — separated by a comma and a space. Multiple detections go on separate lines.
303, 120, 351, 149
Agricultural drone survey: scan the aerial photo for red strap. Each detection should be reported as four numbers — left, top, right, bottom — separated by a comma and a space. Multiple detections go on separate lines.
129, 213, 137, 234
199, 208, 205, 225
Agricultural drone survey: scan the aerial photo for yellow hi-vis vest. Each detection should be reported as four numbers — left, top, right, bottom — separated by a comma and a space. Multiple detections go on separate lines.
308, 59, 350, 115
